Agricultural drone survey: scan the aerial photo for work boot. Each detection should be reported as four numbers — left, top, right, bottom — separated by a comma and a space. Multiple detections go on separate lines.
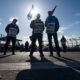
57, 52, 61, 57
49, 52, 53, 57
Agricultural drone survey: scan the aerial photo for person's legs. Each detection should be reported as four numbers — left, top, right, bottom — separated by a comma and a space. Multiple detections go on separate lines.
47, 34, 53, 56
4, 36, 11, 55
63, 44, 67, 52
12, 37, 16, 55
29, 34, 37, 56
53, 33, 61, 57
38, 34, 44, 57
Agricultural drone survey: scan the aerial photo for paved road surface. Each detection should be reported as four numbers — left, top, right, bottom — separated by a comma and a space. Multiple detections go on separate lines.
0, 52, 80, 80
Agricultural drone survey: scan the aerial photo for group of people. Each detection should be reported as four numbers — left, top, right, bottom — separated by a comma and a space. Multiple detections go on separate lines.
3, 9, 67, 57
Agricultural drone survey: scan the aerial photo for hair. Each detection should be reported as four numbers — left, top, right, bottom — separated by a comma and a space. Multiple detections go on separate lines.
48, 11, 53, 15
13, 18, 17, 22
37, 14, 40, 17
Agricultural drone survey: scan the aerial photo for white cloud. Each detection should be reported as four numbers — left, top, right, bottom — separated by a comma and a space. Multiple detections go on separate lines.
18, 36, 30, 44
59, 35, 79, 41
58, 35, 80, 47
58, 35, 70, 41
9, 17, 19, 24
68, 21, 80, 27
0, 18, 2, 25
9, 17, 19, 21
58, 20, 80, 34
58, 27, 68, 34
75, 13, 80, 17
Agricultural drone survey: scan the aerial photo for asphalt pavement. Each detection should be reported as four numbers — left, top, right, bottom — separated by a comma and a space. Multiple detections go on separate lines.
0, 51, 80, 80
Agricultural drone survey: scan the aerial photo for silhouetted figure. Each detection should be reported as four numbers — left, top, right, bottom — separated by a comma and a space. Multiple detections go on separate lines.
61, 36, 67, 52
4, 19, 19, 55
45, 10, 61, 57
29, 35, 38, 51
29, 36, 33, 42
25, 41, 29, 51
15, 41, 21, 50
29, 14, 44, 57
20, 44, 24, 52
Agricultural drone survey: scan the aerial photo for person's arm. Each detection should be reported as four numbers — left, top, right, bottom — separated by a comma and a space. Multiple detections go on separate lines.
55, 17, 60, 32
5, 24, 10, 33
16, 25, 19, 35
45, 19, 47, 27
52, 5, 57, 14
60, 39, 62, 42
41, 21, 45, 31
30, 20, 34, 29
64, 38, 67, 42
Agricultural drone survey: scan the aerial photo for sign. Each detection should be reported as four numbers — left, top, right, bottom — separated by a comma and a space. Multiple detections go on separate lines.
8, 27, 17, 37
34, 23, 44, 33
46, 23, 55, 33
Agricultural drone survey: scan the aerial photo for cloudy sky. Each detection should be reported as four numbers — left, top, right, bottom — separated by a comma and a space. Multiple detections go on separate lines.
0, 0, 80, 43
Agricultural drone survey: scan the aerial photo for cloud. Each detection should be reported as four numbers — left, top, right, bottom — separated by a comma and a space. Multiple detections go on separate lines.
0, 18, 2, 26
75, 13, 80, 17
9, 17, 19, 24
59, 34, 79, 40
58, 35, 70, 40
58, 27, 68, 34
18, 36, 30, 44
9, 17, 19, 21
68, 21, 80, 27
58, 21, 80, 34
58, 35, 80, 47
0, 22, 2, 25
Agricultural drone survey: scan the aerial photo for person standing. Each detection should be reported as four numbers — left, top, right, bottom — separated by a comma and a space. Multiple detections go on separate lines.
45, 11, 61, 57
4, 19, 19, 55
29, 14, 44, 57
61, 35, 67, 52
25, 41, 29, 51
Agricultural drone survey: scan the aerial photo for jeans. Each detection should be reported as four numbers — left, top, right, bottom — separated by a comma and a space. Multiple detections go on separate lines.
4, 36, 16, 54
47, 33, 60, 55
30, 33, 43, 55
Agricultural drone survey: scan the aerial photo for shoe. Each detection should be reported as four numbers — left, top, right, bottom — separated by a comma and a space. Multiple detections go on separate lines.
40, 54, 44, 57
12, 52, 15, 55
57, 53, 61, 57
12, 53, 15, 55
49, 52, 53, 56
29, 54, 33, 57
57, 51, 61, 57
3, 52, 6, 55
3, 53, 6, 55
49, 54, 53, 57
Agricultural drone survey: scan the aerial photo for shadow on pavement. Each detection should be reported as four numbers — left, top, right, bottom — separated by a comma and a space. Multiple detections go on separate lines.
0, 54, 12, 58
16, 56, 80, 80
53, 56, 80, 70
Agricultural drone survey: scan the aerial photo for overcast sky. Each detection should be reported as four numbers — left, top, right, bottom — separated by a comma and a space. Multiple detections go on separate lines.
0, 0, 80, 43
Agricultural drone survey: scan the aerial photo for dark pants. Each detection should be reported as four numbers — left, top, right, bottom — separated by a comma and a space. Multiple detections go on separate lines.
62, 44, 67, 52
47, 33, 60, 56
30, 33, 43, 56
4, 36, 16, 54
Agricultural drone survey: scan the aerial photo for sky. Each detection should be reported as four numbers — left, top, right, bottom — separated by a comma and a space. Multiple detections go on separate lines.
0, 0, 80, 44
